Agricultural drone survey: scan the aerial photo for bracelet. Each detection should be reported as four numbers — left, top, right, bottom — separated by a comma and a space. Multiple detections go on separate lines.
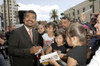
43, 48, 45, 51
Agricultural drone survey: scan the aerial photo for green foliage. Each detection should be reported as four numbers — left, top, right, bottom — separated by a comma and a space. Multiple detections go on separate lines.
61, 13, 64, 16
50, 9, 58, 22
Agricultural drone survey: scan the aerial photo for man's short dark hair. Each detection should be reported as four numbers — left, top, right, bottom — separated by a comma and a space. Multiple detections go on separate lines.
23, 10, 37, 19
60, 16, 70, 21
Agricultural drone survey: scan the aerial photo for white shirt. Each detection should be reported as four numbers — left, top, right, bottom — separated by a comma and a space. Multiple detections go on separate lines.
24, 25, 33, 36
42, 33, 55, 47
87, 47, 100, 66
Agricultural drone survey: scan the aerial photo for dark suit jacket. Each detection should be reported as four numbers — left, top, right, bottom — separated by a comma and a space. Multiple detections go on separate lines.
8, 25, 38, 66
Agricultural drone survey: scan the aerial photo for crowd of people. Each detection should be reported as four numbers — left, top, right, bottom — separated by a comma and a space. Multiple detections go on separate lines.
0, 10, 100, 66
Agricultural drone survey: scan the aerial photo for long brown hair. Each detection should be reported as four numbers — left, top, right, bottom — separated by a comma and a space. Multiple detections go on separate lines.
66, 23, 91, 58
66, 23, 87, 45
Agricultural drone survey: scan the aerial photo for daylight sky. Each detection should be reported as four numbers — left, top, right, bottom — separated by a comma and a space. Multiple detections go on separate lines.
0, 0, 85, 21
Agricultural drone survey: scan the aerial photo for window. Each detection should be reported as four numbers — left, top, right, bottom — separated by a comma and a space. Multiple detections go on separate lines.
69, 13, 70, 17
73, 12, 75, 16
14, 16, 16, 18
73, 18, 75, 21
10, 13, 12, 15
77, 10, 79, 14
9, 4, 11, 5
90, 14, 92, 19
78, 17, 80, 20
10, 16, 11, 18
10, 19, 12, 21
1, 6, 3, 9
0, 13, 1, 17
90, 5, 93, 9
83, 8, 85, 12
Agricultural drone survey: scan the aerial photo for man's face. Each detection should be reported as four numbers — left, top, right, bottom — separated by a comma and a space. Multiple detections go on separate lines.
95, 15, 100, 35
24, 13, 36, 28
61, 19, 70, 29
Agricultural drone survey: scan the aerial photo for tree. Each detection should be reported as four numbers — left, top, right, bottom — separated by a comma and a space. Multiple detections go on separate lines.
88, 0, 96, 13
60, 13, 64, 17
50, 9, 58, 23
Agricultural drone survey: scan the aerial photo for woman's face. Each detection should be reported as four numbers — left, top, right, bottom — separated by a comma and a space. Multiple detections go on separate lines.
95, 15, 100, 35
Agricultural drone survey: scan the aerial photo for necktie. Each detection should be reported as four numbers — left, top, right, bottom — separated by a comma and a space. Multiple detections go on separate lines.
29, 30, 33, 43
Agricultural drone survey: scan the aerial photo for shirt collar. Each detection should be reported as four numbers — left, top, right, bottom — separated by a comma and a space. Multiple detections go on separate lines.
24, 25, 32, 32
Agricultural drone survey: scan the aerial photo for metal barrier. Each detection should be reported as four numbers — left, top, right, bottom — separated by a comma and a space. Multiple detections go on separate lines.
57, 60, 67, 66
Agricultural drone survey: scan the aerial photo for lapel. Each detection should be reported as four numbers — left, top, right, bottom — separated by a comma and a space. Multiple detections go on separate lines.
21, 25, 33, 44
32, 28, 36, 45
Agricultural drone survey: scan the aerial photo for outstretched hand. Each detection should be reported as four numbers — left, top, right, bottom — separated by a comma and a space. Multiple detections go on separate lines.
81, 13, 86, 22
30, 46, 42, 54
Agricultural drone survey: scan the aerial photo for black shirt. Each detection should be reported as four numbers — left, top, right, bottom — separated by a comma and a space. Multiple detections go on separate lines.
67, 45, 87, 66
38, 32, 45, 47
51, 43, 66, 53
64, 42, 72, 49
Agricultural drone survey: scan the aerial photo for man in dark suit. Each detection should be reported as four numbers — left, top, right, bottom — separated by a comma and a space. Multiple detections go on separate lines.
8, 10, 41, 66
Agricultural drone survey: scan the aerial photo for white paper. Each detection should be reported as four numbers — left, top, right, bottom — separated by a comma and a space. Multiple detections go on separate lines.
35, 49, 42, 55
39, 52, 60, 63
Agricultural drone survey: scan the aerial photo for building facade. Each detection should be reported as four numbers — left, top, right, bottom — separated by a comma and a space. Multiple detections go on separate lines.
7, 0, 19, 25
64, 0, 100, 22
0, 5, 2, 30
0, 5, 4, 30
1, 0, 19, 30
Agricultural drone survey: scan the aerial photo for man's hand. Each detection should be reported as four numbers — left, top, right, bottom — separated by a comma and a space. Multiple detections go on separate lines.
41, 49, 44, 55
30, 46, 42, 54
